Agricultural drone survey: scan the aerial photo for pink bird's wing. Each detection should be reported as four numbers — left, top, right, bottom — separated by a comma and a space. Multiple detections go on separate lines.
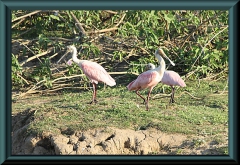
162, 71, 186, 87
127, 70, 160, 91
81, 61, 116, 86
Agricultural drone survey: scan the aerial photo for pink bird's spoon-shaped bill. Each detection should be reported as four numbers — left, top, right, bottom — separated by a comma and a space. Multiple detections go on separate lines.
67, 59, 73, 65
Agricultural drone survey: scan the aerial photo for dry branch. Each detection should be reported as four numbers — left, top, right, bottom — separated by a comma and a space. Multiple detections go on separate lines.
16, 70, 140, 98
17, 73, 30, 85
115, 13, 126, 27
17, 26, 36, 38
12, 18, 26, 29
104, 10, 118, 15
20, 48, 54, 66
86, 12, 125, 35
12, 10, 42, 22
87, 27, 118, 34
176, 91, 203, 100
70, 11, 86, 36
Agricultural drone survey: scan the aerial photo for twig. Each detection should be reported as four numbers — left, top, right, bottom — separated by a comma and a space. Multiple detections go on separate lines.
108, 71, 139, 76
12, 10, 42, 22
180, 10, 225, 49
104, 10, 118, 15
220, 78, 228, 95
208, 91, 228, 96
202, 67, 228, 81
20, 48, 54, 66
17, 73, 30, 85
17, 26, 36, 38
56, 13, 67, 22
185, 68, 198, 79
51, 74, 85, 83
70, 11, 86, 36
42, 87, 88, 93
176, 91, 203, 100
12, 18, 26, 29
152, 93, 171, 99
87, 27, 118, 34
115, 13, 126, 27
40, 37, 74, 42
49, 50, 64, 60
190, 25, 228, 70
139, 47, 151, 55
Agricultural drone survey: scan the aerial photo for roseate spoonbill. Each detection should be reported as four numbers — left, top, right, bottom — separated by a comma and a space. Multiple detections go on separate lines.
145, 63, 186, 103
127, 48, 175, 111
60, 45, 116, 104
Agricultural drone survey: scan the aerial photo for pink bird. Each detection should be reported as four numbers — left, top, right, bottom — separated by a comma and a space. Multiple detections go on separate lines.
62, 45, 116, 104
127, 48, 175, 111
145, 63, 186, 103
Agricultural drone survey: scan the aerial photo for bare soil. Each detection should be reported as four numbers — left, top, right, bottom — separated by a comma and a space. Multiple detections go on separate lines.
12, 107, 228, 155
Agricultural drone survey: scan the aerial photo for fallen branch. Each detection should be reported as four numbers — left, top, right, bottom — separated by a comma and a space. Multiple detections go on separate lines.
108, 71, 139, 76
12, 18, 26, 29
17, 26, 36, 38
152, 93, 172, 99
87, 27, 118, 34
12, 10, 42, 22
70, 11, 86, 36
20, 48, 54, 66
104, 10, 118, 15
176, 91, 203, 100
17, 73, 30, 85
115, 13, 126, 27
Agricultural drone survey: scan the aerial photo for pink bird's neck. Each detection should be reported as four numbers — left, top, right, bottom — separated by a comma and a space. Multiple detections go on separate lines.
72, 47, 80, 63
71, 47, 87, 66
155, 55, 166, 76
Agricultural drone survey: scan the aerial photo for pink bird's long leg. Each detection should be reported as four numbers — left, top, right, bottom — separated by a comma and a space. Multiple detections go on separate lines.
146, 87, 153, 111
90, 83, 98, 104
169, 86, 175, 103
136, 90, 146, 104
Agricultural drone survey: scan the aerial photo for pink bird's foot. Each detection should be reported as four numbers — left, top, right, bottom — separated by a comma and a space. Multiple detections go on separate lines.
89, 99, 98, 104
142, 99, 146, 104
145, 103, 149, 111
169, 98, 175, 104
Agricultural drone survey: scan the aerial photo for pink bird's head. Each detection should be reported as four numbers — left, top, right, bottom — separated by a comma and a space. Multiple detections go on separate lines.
155, 48, 175, 66
145, 63, 156, 71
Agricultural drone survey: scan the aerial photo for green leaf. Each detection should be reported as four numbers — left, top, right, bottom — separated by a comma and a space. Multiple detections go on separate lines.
163, 13, 175, 24
50, 15, 60, 21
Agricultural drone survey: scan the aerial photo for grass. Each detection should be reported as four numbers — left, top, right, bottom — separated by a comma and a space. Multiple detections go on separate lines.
12, 78, 228, 138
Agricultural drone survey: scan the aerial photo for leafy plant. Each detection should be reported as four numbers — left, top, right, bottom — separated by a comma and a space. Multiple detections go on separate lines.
11, 10, 229, 91
12, 54, 24, 89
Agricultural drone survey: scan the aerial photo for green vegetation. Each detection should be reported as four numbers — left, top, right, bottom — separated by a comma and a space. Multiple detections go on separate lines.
11, 10, 228, 92
12, 79, 228, 137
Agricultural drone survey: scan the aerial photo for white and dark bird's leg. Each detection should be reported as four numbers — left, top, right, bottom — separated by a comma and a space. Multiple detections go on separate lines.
169, 86, 175, 103
90, 83, 98, 104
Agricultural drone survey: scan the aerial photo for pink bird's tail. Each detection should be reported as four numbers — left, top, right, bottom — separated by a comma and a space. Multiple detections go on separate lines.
105, 75, 116, 86
179, 79, 186, 87
126, 80, 136, 91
